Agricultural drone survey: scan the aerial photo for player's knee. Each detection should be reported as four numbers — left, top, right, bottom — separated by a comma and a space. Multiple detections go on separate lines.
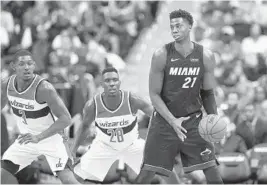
203, 166, 223, 184
1, 160, 19, 184
56, 168, 79, 184
1, 160, 19, 175
135, 169, 156, 184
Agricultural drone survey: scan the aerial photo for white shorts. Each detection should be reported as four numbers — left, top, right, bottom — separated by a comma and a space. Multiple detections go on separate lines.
2, 134, 70, 174
74, 138, 145, 181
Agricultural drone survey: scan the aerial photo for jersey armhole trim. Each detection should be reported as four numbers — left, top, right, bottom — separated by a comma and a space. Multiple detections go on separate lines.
94, 95, 98, 118
6, 75, 13, 97
127, 91, 133, 115
34, 78, 47, 104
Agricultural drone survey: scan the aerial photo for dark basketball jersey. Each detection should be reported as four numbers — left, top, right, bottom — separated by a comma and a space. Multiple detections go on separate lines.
161, 42, 205, 117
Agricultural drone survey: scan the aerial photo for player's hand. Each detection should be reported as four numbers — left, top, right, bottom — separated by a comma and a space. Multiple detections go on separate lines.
17, 133, 40, 144
172, 117, 189, 142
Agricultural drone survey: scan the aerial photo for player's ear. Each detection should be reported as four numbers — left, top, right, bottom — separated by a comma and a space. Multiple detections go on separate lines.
189, 25, 192, 30
10, 61, 16, 71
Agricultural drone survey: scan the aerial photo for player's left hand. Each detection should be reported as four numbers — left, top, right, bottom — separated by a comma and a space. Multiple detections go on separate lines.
17, 133, 40, 144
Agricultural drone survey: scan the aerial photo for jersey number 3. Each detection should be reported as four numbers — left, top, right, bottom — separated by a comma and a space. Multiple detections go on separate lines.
107, 128, 124, 142
182, 77, 197, 88
19, 110, 28, 125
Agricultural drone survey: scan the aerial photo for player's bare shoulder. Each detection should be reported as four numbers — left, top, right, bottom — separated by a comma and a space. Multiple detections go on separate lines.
152, 46, 168, 68
35, 80, 58, 103
129, 92, 152, 116
83, 98, 96, 116
203, 48, 216, 72
1, 77, 9, 95
1, 77, 10, 108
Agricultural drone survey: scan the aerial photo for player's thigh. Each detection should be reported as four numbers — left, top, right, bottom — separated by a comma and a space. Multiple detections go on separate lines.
38, 135, 70, 173
56, 167, 79, 184
2, 140, 39, 172
74, 140, 118, 182
103, 160, 121, 182
123, 139, 145, 176
181, 114, 216, 173
143, 112, 180, 176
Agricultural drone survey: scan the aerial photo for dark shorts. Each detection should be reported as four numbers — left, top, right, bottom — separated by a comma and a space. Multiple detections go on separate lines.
142, 111, 216, 176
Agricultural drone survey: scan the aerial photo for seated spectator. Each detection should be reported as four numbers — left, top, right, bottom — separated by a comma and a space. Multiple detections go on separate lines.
215, 121, 247, 155
223, 92, 240, 123
236, 104, 258, 149
241, 23, 267, 56
242, 53, 267, 81
253, 86, 266, 116
254, 100, 267, 145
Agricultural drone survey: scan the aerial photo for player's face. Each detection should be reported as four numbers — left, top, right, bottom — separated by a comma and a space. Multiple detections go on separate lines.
102, 72, 121, 96
170, 18, 191, 42
12, 56, 35, 81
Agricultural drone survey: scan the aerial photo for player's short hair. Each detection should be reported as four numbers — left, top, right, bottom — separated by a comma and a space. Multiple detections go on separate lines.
169, 9, 194, 26
13, 49, 33, 63
102, 67, 118, 76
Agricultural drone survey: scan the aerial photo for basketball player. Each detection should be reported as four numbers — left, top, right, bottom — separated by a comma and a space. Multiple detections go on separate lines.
71, 67, 175, 184
135, 9, 223, 184
1, 50, 80, 184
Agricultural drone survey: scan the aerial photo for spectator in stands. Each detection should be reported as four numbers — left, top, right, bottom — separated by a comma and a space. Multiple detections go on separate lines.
223, 92, 240, 123
241, 23, 267, 57
253, 86, 266, 116
236, 104, 258, 149
254, 100, 267, 145
215, 121, 248, 155
242, 53, 267, 81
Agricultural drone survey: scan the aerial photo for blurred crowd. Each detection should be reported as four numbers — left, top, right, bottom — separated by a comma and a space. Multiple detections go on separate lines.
1, 0, 160, 123
1, 1, 160, 183
186, 1, 267, 184
192, 0, 267, 154
1, 0, 267, 184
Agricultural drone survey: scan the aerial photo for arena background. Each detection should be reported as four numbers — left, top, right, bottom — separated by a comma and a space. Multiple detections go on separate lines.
1, 0, 267, 184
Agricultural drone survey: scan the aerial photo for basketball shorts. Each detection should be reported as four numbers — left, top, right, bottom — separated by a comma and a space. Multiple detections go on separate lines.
2, 134, 70, 175
74, 138, 145, 181
142, 111, 216, 176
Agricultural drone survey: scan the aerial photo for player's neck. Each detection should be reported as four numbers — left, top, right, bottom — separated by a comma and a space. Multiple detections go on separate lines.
175, 36, 192, 48
102, 91, 122, 109
15, 75, 35, 92
174, 37, 194, 57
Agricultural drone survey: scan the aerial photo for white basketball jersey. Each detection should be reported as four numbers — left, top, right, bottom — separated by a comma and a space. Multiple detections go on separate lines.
94, 91, 138, 150
7, 75, 55, 135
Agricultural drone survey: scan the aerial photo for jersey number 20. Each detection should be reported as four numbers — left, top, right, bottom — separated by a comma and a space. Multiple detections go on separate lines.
107, 128, 124, 142
182, 77, 197, 88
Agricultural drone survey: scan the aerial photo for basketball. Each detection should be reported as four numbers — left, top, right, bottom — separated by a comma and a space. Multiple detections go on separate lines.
198, 114, 227, 143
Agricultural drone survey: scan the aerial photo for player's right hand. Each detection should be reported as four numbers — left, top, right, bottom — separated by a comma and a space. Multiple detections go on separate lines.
171, 117, 189, 142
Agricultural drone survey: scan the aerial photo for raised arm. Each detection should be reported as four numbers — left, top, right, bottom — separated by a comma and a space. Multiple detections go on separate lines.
71, 99, 96, 155
129, 92, 153, 117
201, 48, 218, 114
1, 78, 9, 110
149, 47, 176, 124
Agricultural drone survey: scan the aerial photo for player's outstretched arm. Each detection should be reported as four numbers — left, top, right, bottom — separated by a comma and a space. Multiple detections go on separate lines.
1, 78, 9, 110
71, 99, 95, 155
34, 80, 72, 141
129, 92, 153, 117
201, 49, 218, 115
